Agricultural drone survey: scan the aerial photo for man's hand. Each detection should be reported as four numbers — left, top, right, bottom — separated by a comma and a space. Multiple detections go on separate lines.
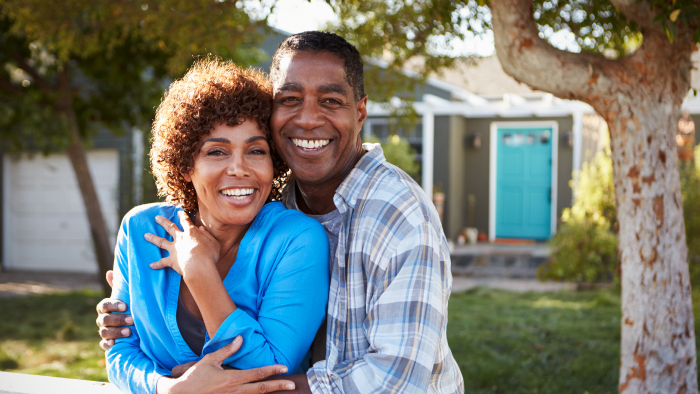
157, 336, 296, 394
96, 270, 133, 351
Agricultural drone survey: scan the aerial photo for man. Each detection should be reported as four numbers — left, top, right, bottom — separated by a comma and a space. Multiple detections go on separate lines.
97, 31, 464, 394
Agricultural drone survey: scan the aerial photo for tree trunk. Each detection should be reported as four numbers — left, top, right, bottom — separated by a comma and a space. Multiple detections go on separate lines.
607, 96, 697, 393
56, 69, 113, 295
490, 0, 698, 392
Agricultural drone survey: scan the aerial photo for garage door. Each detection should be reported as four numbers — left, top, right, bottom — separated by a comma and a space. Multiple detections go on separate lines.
3, 149, 119, 273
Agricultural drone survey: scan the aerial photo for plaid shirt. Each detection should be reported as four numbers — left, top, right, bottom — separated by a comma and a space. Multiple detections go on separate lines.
290, 144, 464, 394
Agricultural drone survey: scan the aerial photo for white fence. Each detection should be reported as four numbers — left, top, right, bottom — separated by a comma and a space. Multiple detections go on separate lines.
0, 372, 120, 394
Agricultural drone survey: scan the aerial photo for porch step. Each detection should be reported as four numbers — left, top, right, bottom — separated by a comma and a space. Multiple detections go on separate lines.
449, 243, 550, 278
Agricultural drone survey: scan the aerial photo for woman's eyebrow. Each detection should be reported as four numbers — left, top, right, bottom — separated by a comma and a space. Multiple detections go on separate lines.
202, 137, 229, 145
246, 136, 267, 143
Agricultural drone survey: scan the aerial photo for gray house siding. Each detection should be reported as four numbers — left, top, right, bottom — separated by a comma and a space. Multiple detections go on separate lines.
431, 115, 574, 240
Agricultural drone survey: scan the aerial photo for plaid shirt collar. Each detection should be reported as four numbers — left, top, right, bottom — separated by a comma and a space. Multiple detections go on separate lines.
333, 143, 383, 214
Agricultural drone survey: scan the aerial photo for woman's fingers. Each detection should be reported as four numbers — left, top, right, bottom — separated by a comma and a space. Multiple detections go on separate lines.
149, 258, 172, 270
198, 225, 216, 242
145, 233, 171, 251
178, 211, 196, 231
156, 215, 181, 237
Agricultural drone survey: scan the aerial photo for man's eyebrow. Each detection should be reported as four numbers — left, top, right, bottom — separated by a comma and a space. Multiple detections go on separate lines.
278, 83, 302, 92
317, 84, 347, 96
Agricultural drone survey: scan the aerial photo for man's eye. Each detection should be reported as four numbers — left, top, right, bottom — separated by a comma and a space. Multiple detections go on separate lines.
280, 97, 300, 105
322, 98, 342, 105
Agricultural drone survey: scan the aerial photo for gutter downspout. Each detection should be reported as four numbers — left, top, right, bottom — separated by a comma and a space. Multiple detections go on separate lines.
421, 111, 434, 200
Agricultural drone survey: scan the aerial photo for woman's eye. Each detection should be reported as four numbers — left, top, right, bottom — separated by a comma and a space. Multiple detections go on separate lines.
206, 149, 226, 156
251, 148, 268, 155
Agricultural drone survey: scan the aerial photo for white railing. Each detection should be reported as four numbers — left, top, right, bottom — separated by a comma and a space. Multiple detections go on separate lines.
0, 372, 120, 394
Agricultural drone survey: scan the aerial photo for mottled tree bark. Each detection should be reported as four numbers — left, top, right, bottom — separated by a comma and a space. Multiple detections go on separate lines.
491, 0, 698, 392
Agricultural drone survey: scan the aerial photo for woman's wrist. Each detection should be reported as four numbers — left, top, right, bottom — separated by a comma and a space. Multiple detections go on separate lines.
180, 259, 218, 282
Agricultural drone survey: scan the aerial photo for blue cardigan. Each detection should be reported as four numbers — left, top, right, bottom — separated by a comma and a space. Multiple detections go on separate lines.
106, 202, 329, 394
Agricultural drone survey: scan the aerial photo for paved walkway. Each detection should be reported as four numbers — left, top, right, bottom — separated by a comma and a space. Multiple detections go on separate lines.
0, 269, 574, 298
451, 276, 575, 293
0, 270, 102, 298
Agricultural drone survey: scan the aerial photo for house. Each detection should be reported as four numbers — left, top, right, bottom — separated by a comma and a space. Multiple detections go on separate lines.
364, 52, 700, 242
2, 33, 699, 273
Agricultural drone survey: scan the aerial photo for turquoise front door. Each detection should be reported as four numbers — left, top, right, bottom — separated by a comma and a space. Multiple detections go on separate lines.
495, 127, 553, 239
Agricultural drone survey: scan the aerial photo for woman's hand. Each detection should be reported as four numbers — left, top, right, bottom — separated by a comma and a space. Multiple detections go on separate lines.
145, 211, 220, 279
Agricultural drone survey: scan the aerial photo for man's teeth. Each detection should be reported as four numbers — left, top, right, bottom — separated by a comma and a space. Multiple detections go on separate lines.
292, 138, 330, 149
221, 188, 254, 198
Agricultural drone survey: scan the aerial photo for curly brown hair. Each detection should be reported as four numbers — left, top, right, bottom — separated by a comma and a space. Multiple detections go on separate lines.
150, 58, 289, 212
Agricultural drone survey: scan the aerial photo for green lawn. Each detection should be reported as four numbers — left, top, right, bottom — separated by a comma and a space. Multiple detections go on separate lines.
0, 287, 696, 392
449, 287, 622, 394
0, 290, 108, 382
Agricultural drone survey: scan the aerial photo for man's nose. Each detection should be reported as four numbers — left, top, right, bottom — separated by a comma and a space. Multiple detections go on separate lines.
293, 100, 325, 130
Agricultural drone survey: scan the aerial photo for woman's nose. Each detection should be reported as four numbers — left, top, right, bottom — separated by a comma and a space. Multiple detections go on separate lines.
293, 100, 325, 130
226, 154, 250, 177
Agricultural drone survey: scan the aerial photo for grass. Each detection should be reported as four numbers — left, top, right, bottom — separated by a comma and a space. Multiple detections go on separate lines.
448, 287, 622, 394
0, 287, 697, 392
0, 289, 108, 382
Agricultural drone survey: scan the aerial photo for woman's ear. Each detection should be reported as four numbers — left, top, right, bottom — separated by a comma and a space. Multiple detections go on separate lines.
183, 172, 192, 182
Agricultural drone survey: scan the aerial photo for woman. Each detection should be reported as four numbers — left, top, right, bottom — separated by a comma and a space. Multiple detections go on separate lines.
106, 59, 329, 394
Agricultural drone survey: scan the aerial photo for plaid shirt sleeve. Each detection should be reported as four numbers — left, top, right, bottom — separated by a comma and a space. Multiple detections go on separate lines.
307, 219, 455, 393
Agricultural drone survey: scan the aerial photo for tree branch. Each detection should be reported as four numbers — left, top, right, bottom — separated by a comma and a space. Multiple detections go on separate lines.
490, 0, 619, 103
608, 0, 660, 32
11, 52, 53, 93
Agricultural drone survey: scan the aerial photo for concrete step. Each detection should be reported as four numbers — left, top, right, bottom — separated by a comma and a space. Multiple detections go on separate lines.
449, 243, 550, 278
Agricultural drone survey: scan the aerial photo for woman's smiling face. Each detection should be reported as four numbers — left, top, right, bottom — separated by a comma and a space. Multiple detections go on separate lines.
185, 120, 273, 228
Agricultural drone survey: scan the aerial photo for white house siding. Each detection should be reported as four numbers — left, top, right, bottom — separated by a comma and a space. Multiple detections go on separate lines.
2, 149, 119, 273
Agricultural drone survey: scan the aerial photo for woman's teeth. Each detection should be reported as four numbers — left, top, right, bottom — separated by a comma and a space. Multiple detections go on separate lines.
292, 138, 330, 150
221, 188, 254, 199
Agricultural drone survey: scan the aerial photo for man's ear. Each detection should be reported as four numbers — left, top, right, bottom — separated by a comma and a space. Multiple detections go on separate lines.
356, 94, 368, 131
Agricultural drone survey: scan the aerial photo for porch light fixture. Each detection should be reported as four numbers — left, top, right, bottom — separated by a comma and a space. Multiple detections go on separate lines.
465, 133, 482, 149
564, 131, 574, 148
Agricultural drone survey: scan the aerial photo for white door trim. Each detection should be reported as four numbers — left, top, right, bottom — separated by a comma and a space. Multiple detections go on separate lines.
489, 121, 559, 241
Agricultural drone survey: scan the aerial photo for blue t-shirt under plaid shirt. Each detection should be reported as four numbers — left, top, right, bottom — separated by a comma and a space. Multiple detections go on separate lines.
284, 144, 464, 394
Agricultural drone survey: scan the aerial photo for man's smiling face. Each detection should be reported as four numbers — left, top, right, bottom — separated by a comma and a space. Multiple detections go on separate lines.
271, 50, 367, 188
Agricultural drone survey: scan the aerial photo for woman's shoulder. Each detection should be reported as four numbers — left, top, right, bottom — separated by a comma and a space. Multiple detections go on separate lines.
254, 202, 326, 240
121, 203, 181, 230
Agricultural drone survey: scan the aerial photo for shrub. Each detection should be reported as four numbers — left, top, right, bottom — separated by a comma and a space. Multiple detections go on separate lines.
540, 140, 618, 284
543, 140, 700, 285
367, 134, 420, 179
681, 145, 700, 295
539, 218, 618, 283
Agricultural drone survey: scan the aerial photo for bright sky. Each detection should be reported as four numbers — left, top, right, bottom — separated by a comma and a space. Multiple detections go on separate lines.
266, 0, 581, 57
